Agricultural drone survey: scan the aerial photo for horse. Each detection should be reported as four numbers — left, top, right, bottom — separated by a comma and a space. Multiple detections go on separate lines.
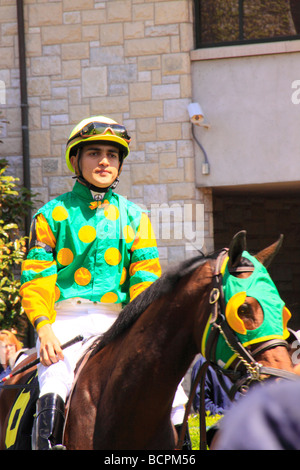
0, 231, 298, 450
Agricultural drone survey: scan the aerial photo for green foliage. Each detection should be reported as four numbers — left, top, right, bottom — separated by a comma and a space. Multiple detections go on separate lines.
0, 158, 33, 333
188, 412, 222, 450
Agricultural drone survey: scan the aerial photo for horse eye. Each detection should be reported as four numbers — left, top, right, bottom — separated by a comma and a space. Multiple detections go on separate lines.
238, 303, 251, 317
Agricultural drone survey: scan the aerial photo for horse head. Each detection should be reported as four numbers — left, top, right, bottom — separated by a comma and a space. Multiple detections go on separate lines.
202, 230, 297, 392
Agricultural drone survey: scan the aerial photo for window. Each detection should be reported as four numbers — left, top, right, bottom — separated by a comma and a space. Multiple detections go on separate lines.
194, 0, 300, 48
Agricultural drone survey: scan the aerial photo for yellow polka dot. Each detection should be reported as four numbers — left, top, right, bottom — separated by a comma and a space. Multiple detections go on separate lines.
104, 204, 119, 221
55, 286, 61, 302
52, 206, 68, 222
120, 267, 127, 285
101, 292, 118, 303
123, 225, 135, 244
57, 248, 74, 266
74, 267, 92, 286
104, 247, 122, 266
78, 225, 96, 243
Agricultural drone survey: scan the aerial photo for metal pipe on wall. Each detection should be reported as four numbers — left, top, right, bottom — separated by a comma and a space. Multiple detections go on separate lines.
16, 0, 35, 347
16, 0, 31, 236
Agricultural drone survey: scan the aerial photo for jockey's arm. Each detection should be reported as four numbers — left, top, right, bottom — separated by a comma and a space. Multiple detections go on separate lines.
129, 212, 161, 300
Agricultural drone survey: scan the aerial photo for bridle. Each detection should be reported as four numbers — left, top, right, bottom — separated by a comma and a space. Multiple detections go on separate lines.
205, 249, 298, 385
177, 249, 299, 450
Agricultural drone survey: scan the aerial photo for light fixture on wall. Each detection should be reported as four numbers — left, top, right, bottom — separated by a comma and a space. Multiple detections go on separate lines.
188, 102, 210, 175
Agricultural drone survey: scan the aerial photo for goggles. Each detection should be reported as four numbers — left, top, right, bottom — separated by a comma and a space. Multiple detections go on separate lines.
67, 122, 131, 145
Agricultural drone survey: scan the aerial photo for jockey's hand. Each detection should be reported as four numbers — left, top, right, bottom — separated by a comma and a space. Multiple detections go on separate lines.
37, 324, 64, 366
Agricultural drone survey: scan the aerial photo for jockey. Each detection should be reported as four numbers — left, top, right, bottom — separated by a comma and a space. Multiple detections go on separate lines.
20, 116, 188, 450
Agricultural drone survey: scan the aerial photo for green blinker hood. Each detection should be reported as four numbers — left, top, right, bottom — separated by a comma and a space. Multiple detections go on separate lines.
202, 251, 291, 368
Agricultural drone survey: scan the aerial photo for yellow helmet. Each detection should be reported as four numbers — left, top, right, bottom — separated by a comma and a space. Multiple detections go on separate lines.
65, 115, 131, 172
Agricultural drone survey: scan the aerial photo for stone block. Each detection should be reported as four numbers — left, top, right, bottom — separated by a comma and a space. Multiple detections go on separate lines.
68, 86, 82, 105
136, 117, 156, 142
138, 55, 161, 71
159, 152, 177, 168
146, 24, 178, 37
90, 95, 129, 115
29, 130, 51, 157
27, 76, 51, 97
0, 48, 14, 68
129, 82, 152, 101
159, 168, 184, 183
31, 159, 43, 186
31, 56, 61, 76
157, 122, 182, 141
133, 3, 154, 21
125, 37, 170, 57
42, 157, 60, 175
107, 1, 132, 22
62, 60, 81, 79
41, 99, 68, 115
69, 104, 90, 124
63, 0, 94, 11
28, 4, 63, 27
63, 12, 81, 25
82, 66, 107, 97
42, 25, 82, 46
168, 182, 195, 200
131, 163, 159, 185
0, 137, 22, 157
0, 6, 16, 23
177, 139, 194, 157
152, 83, 180, 100
162, 53, 190, 75
130, 100, 163, 118
82, 9, 106, 24
124, 22, 145, 39
49, 176, 74, 197
100, 23, 124, 46
82, 25, 99, 41
90, 46, 124, 66
144, 184, 168, 205
179, 22, 194, 52
61, 43, 89, 60
108, 64, 137, 84
26, 33, 42, 57
164, 98, 190, 122
154, 1, 189, 25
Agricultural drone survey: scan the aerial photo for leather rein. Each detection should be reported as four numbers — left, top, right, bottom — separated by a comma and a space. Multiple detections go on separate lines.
176, 249, 299, 451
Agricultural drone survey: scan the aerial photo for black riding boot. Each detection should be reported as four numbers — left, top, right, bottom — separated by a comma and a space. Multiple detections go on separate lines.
32, 393, 65, 450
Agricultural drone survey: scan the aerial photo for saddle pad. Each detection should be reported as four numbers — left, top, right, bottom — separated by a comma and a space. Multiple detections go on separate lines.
5, 371, 39, 450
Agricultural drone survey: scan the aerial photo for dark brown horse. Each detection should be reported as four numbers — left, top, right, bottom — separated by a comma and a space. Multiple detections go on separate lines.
0, 231, 298, 450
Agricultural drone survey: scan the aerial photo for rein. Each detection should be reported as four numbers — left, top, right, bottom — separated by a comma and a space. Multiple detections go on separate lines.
177, 249, 299, 451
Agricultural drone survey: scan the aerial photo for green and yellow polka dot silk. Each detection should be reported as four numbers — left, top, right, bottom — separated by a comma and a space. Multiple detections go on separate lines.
20, 182, 161, 330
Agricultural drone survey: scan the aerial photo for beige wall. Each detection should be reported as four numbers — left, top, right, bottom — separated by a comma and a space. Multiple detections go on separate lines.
0, 0, 215, 271
190, 41, 300, 190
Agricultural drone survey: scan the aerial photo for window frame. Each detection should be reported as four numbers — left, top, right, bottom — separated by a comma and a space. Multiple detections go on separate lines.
194, 0, 300, 49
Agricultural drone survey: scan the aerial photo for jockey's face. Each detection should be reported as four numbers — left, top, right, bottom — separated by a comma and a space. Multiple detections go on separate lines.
71, 143, 120, 189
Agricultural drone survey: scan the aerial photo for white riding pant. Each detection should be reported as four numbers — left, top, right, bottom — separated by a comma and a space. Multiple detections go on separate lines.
37, 299, 187, 425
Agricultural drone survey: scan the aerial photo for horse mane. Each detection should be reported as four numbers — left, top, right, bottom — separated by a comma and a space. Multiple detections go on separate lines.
89, 251, 216, 357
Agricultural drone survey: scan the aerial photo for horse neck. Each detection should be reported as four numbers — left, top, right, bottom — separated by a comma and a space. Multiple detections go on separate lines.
118, 261, 213, 389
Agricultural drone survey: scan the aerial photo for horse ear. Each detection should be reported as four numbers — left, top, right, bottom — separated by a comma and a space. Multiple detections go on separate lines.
228, 230, 247, 269
254, 234, 284, 268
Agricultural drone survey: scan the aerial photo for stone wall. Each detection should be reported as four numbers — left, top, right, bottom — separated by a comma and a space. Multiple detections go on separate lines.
0, 0, 215, 271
